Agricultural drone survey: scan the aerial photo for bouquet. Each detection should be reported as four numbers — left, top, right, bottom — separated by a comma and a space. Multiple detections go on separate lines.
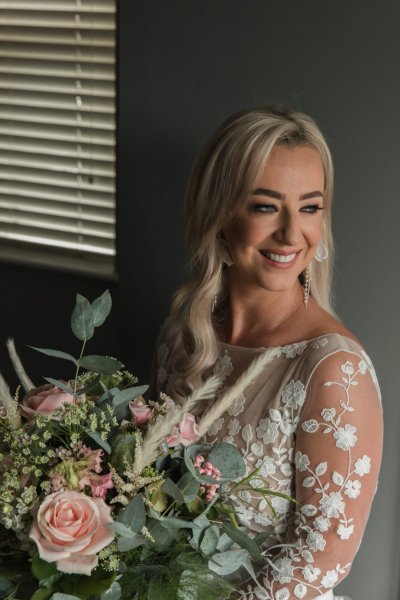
0, 291, 294, 600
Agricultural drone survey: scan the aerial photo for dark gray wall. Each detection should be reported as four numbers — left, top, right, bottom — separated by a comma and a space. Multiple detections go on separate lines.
117, 2, 399, 599
0, 2, 397, 598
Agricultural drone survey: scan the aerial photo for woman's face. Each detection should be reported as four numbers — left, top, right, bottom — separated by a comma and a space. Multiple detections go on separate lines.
222, 144, 326, 294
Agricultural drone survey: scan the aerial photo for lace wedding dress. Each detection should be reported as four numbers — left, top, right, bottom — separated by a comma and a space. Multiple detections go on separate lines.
153, 333, 383, 599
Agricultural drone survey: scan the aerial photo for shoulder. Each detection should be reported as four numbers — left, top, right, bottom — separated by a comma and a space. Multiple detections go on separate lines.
306, 300, 363, 348
300, 339, 382, 421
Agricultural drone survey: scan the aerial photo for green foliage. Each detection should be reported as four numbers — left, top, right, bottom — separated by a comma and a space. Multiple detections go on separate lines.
78, 356, 123, 376
91, 291, 112, 328
71, 294, 95, 342
221, 522, 262, 560
110, 432, 137, 473
207, 443, 246, 480
117, 494, 146, 533
31, 555, 58, 581
29, 348, 77, 365
58, 568, 115, 600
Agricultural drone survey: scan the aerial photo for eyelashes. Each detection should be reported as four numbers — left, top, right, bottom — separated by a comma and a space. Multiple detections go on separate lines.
251, 204, 324, 214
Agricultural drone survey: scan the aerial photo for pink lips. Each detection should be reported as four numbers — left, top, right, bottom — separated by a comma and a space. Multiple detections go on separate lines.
259, 250, 300, 269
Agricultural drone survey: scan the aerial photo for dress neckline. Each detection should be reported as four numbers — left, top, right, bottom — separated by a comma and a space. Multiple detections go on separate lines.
218, 332, 363, 353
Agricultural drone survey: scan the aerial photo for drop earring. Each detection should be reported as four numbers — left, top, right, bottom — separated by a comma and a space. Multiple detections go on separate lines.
315, 239, 328, 262
219, 237, 234, 267
212, 294, 218, 313
303, 265, 311, 307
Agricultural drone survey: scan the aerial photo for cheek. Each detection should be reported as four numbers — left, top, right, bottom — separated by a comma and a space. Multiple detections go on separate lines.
226, 218, 268, 246
304, 219, 323, 246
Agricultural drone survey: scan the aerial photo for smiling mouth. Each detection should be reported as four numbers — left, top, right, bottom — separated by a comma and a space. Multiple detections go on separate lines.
259, 250, 300, 266
260, 250, 299, 263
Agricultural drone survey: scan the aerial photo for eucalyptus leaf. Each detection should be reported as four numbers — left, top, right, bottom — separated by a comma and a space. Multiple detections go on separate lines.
117, 494, 145, 532
0, 576, 13, 594
159, 517, 195, 530
161, 478, 185, 505
149, 520, 180, 551
51, 594, 81, 600
31, 588, 53, 600
184, 445, 225, 484
117, 533, 145, 552
43, 378, 73, 394
178, 570, 234, 600
177, 472, 200, 500
208, 549, 249, 576
85, 429, 111, 453
199, 525, 220, 556
222, 522, 262, 560
29, 347, 77, 364
100, 581, 121, 600
207, 442, 246, 479
71, 294, 94, 341
92, 290, 112, 328
107, 521, 134, 537
215, 533, 235, 552
78, 355, 123, 375
242, 556, 259, 585
112, 385, 149, 406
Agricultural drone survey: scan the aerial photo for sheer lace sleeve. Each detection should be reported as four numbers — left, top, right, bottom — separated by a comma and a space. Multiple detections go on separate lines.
242, 350, 383, 600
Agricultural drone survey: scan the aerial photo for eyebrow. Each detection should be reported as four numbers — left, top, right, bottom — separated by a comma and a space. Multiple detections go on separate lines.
250, 188, 324, 200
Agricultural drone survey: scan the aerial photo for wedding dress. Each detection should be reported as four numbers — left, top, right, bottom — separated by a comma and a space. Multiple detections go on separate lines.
153, 333, 383, 599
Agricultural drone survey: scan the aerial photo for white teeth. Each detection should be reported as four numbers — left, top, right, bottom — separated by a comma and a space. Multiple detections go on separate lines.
265, 252, 296, 263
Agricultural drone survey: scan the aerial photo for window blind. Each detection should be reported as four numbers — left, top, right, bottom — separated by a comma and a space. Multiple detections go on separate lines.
0, 0, 116, 276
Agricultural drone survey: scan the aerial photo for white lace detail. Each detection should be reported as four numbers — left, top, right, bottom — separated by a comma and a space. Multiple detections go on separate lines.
153, 334, 382, 599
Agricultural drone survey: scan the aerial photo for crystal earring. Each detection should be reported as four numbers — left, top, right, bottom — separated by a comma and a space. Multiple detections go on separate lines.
315, 239, 328, 262
303, 265, 311, 307
220, 240, 234, 267
212, 294, 218, 313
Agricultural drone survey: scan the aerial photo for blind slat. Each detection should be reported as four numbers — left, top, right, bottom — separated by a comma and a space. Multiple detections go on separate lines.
1, 60, 115, 81
0, 1, 116, 268
0, 228, 115, 256
0, 209, 114, 239
0, 137, 115, 161
0, 167, 115, 193
0, 122, 115, 145
0, 151, 115, 177
0, 182, 114, 208
0, 196, 114, 223
0, 28, 115, 47
0, 45, 114, 64
0, 2, 115, 12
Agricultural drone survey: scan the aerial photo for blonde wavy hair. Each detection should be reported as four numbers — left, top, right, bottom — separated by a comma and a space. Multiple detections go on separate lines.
162, 105, 335, 399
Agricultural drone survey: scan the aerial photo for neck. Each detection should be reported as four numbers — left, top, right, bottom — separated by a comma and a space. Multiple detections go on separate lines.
220, 277, 305, 346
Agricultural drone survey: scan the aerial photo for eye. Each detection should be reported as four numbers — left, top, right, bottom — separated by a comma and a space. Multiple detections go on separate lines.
301, 205, 324, 214
251, 203, 278, 214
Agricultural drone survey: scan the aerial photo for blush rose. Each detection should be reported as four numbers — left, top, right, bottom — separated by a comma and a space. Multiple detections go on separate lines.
166, 412, 199, 447
20, 384, 74, 418
129, 396, 153, 426
29, 490, 115, 575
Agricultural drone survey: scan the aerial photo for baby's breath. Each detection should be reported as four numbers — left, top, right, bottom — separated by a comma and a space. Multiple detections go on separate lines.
98, 542, 121, 571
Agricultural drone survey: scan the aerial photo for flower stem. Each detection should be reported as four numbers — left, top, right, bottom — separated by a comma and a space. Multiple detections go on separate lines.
73, 339, 86, 396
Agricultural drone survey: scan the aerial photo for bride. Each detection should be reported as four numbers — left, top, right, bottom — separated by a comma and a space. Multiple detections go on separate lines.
151, 105, 383, 599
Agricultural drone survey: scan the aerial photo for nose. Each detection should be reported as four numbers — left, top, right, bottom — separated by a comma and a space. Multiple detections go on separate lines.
275, 209, 300, 246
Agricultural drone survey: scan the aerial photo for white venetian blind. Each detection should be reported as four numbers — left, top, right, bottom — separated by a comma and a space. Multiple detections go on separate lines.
0, 0, 116, 276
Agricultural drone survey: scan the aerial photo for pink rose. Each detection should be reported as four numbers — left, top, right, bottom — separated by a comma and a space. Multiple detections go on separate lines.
166, 412, 199, 447
20, 384, 74, 418
129, 397, 153, 425
29, 490, 115, 575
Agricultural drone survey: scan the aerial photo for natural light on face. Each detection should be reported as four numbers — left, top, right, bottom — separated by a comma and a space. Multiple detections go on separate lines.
222, 144, 325, 294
